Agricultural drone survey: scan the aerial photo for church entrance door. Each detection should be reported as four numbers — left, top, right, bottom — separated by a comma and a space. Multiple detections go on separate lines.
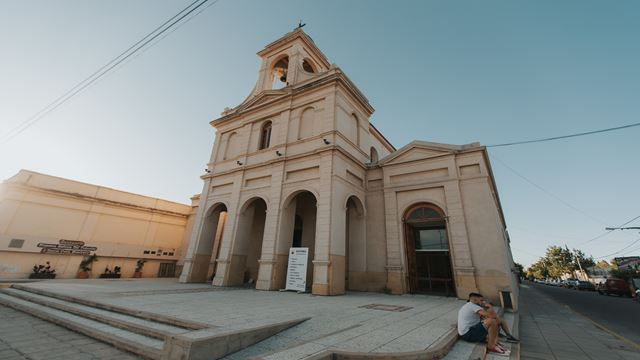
404, 205, 456, 297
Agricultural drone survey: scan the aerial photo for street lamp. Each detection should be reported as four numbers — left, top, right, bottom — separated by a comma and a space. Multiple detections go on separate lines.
605, 227, 640, 231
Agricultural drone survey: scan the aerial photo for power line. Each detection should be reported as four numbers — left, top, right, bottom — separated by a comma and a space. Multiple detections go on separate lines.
487, 121, 640, 148
594, 237, 640, 260
489, 154, 608, 226
0, 0, 218, 144
579, 214, 640, 245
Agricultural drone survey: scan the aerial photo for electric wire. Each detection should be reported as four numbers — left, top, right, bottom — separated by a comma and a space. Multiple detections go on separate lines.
487, 121, 640, 148
0, 0, 217, 144
579, 214, 640, 245
594, 237, 640, 260
489, 154, 608, 226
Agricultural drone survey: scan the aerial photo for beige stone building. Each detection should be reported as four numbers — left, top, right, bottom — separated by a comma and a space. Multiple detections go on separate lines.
0, 170, 194, 279
179, 29, 519, 306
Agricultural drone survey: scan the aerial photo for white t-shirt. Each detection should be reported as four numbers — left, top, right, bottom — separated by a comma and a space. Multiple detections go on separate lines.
457, 302, 483, 335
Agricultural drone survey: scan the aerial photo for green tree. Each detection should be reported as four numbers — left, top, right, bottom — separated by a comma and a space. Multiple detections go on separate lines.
544, 246, 575, 278
514, 262, 525, 278
527, 259, 549, 279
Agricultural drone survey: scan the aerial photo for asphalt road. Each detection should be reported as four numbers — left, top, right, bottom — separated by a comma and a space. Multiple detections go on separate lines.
530, 281, 640, 346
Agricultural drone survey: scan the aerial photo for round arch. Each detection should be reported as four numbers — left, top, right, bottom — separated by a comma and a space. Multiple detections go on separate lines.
344, 194, 366, 217
281, 188, 319, 209
204, 201, 229, 216
344, 194, 367, 292
302, 58, 317, 73
238, 195, 270, 214
401, 201, 448, 222
402, 202, 456, 297
274, 189, 319, 290
228, 196, 268, 286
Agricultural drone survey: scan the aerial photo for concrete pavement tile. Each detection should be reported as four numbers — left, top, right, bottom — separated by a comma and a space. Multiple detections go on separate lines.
615, 350, 640, 360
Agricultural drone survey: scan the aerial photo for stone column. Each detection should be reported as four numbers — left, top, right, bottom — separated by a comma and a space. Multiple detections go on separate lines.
382, 186, 405, 294
212, 173, 244, 286
311, 152, 334, 295
256, 162, 285, 290
444, 181, 478, 299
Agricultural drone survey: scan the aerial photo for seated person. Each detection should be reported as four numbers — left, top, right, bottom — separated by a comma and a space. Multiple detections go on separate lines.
457, 292, 518, 356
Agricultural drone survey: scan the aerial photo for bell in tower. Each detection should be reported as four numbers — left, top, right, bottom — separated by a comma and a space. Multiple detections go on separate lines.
272, 56, 289, 86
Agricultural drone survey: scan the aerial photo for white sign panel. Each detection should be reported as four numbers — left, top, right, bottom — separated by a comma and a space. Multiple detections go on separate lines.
285, 247, 309, 292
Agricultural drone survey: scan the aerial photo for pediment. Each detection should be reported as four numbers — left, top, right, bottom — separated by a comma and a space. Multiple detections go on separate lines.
236, 91, 288, 113
384, 147, 453, 165
380, 140, 479, 166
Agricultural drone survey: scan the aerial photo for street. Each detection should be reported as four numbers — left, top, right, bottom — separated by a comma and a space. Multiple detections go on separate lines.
531, 281, 640, 345
520, 283, 640, 360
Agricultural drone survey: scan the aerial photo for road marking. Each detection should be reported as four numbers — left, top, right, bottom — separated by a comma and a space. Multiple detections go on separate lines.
565, 304, 640, 351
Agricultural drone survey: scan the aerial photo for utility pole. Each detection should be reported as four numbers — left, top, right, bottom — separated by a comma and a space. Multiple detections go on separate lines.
566, 244, 588, 281
575, 252, 587, 281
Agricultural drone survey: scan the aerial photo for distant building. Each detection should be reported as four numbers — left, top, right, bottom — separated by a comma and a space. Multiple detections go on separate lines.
179, 29, 519, 307
0, 170, 194, 279
614, 256, 640, 271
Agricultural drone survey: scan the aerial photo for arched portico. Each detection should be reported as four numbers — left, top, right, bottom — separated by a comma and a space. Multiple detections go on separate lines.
272, 190, 318, 291
180, 202, 228, 283
226, 197, 268, 286
402, 203, 456, 297
345, 195, 366, 291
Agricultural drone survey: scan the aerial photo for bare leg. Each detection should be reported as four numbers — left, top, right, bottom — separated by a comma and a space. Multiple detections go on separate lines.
499, 317, 511, 335
484, 318, 499, 349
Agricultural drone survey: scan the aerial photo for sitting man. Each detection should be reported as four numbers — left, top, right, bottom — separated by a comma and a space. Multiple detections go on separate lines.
457, 292, 518, 356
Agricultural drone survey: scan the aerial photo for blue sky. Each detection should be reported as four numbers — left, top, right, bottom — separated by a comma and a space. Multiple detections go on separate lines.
1, 0, 638, 267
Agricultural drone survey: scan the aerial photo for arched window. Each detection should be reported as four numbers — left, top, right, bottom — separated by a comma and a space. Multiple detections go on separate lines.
302, 58, 316, 73
370, 147, 379, 163
351, 114, 360, 146
224, 132, 238, 160
259, 121, 272, 150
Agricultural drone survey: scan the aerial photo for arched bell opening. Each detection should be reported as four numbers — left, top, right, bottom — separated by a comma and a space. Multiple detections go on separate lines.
271, 56, 289, 89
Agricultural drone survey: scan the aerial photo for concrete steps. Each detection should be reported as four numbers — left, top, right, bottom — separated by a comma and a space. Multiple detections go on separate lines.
442, 307, 520, 360
0, 286, 209, 359
0, 285, 310, 359
1, 287, 189, 340
0, 291, 165, 359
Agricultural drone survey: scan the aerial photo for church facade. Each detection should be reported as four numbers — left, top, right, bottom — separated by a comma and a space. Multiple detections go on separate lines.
179, 29, 518, 306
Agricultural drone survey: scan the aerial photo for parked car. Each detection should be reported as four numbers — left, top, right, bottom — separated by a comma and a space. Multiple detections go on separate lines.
563, 278, 579, 289
576, 281, 595, 291
598, 278, 632, 297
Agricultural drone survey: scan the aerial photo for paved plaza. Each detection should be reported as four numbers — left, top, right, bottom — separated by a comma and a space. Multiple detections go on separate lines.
0, 304, 139, 360
2, 279, 465, 359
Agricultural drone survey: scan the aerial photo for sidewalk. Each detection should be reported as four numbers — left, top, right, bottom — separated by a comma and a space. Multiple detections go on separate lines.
519, 284, 640, 360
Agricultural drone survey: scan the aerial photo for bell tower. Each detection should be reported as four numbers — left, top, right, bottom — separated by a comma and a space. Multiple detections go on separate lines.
250, 28, 331, 95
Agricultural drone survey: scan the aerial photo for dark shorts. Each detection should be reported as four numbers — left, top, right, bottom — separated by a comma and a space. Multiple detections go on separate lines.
460, 322, 488, 343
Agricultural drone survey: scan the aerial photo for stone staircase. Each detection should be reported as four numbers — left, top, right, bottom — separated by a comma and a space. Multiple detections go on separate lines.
0, 284, 308, 359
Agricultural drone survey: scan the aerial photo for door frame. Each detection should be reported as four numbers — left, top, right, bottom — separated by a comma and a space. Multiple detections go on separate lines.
402, 203, 456, 296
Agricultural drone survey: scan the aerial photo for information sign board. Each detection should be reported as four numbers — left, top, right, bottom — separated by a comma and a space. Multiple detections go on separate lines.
285, 247, 309, 292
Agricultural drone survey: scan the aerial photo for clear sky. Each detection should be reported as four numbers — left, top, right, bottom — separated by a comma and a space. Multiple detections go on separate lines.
1, 0, 639, 267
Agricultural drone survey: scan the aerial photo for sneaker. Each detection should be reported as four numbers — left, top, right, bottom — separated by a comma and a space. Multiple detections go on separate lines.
487, 346, 511, 357
506, 335, 520, 343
